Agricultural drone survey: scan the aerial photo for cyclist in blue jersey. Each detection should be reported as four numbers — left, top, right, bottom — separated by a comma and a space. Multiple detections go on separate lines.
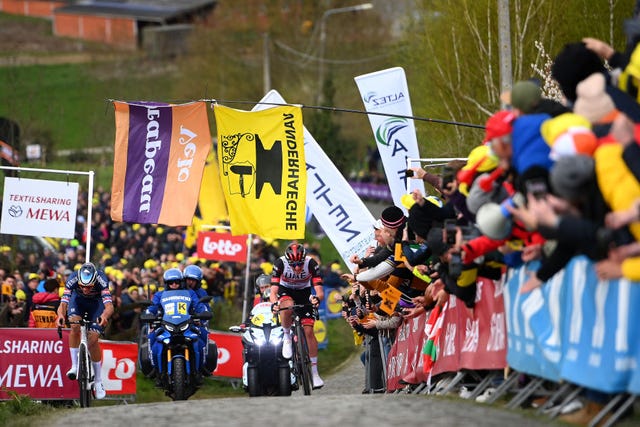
56, 262, 113, 400
270, 242, 324, 389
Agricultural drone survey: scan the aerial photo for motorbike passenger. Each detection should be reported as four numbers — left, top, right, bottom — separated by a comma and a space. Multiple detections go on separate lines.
145, 268, 210, 383
56, 262, 113, 400
253, 273, 272, 307
183, 264, 213, 376
270, 242, 325, 389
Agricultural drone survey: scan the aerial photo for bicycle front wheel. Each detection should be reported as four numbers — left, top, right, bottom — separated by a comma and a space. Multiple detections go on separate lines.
78, 345, 92, 408
294, 322, 312, 395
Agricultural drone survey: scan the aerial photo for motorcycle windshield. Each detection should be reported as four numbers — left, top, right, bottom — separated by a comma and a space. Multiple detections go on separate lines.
160, 289, 193, 325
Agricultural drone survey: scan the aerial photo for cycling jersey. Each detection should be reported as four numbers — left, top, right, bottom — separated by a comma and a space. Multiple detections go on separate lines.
61, 269, 112, 306
271, 256, 322, 290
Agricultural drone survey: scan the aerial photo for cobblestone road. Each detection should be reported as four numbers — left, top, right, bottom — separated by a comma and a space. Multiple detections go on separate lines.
50, 353, 556, 427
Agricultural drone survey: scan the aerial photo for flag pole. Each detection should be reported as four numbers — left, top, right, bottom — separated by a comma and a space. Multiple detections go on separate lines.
241, 234, 253, 322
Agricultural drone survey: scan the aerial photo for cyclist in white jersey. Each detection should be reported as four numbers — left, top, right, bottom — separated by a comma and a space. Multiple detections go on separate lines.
270, 242, 324, 389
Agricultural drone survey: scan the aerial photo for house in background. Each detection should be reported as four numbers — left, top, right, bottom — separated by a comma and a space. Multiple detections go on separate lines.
0, 0, 218, 53
0, 0, 67, 19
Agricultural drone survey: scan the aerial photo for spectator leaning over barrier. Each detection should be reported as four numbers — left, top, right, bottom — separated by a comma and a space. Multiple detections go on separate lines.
29, 278, 61, 328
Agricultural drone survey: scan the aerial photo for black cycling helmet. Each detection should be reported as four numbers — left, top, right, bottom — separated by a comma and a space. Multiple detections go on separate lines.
163, 268, 184, 289
284, 243, 306, 264
78, 262, 97, 288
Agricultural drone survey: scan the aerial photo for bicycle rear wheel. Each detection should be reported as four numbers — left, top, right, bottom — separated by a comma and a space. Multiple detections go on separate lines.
294, 321, 312, 395
78, 345, 92, 407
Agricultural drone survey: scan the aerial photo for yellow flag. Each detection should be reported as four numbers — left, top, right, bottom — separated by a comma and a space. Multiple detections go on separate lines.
379, 286, 402, 315
185, 149, 230, 248
214, 105, 306, 239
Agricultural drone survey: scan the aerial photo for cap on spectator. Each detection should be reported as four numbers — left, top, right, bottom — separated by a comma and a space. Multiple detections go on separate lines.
483, 110, 516, 143
551, 42, 607, 102
573, 73, 618, 123
330, 263, 341, 273
127, 285, 139, 295
44, 278, 59, 293
541, 112, 598, 159
407, 204, 432, 239
28, 273, 39, 281
426, 227, 447, 256
466, 173, 510, 214
502, 80, 542, 113
380, 206, 406, 229
15, 289, 26, 301
549, 154, 595, 201
260, 261, 273, 275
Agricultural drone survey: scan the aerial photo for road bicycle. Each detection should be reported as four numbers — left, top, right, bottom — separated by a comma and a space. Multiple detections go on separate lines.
277, 303, 316, 396
58, 313, 96, 407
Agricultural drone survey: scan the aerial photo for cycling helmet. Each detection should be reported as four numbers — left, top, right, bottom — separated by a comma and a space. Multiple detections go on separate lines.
78, 262, 97, 287
284, 243, 306, 264
184, 265, 203, 282
163, 268, 184, 289
255, 274, 271, 290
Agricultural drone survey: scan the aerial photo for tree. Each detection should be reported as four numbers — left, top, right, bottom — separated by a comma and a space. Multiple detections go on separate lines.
396, 0, 635, 159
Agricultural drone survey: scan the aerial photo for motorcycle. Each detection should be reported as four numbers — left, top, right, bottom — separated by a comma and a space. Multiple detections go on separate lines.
229, 301, 293, 396
140, 291, 216, 401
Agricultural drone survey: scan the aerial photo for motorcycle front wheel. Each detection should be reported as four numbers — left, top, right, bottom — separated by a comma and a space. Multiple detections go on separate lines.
247, 366, 261, 397
172, 357, 188, 401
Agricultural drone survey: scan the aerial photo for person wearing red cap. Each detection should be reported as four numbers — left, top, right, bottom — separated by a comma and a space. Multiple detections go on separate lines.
484, 110, 516, 169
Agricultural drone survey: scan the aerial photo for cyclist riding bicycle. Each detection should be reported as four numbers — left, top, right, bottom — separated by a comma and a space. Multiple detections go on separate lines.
146, 268, 210, 381
270, 242, 325, 389
56, 262, 113, 400
183, 264, 212, 376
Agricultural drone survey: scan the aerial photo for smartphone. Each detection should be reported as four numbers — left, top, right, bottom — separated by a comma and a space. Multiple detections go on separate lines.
444, 219, 457, 245
525, 178, 548, 200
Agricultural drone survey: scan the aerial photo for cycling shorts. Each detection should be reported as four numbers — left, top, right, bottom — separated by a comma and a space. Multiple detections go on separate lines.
276, 285, 316, 325
68, 292, 105, 334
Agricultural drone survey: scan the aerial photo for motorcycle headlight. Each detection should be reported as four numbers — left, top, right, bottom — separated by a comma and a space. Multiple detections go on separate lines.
179, 322, 189, 332
164, 323, 175, 332
251, 329, 266, 346
269, 333, 282, 346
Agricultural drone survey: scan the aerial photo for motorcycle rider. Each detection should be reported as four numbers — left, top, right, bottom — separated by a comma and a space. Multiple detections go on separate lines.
270, 242, 325, 389
183, 264, 213, 376
56, 262, 113, 400
146, 268, 210, 383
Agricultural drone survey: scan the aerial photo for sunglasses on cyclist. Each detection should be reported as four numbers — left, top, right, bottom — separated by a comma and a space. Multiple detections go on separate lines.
290, 261, 304, 267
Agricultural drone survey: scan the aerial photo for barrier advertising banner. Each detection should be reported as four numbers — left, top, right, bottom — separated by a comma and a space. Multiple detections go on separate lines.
505, 256, 640, 394
432, 277, 507, 375
386, 277, 507, 390
0, 328, 137, 400
209, 330, 243, 379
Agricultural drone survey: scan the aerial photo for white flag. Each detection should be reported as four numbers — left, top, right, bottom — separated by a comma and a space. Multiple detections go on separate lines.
355, 67, 425, 213
253, 90, 376, 271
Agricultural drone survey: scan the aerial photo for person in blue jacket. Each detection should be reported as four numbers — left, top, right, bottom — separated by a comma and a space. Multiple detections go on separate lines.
146, 268, 209, 381
183, 264, 212, 376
